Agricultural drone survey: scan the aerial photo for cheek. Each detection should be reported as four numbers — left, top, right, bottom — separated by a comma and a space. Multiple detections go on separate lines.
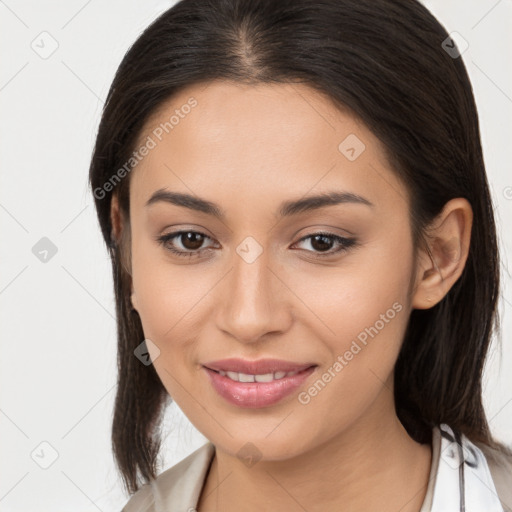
286, 231, 413, 347
284, 283, 410, 448
130, 237, 220, 369
133, 264, 199, 336
285, 239, 412, 411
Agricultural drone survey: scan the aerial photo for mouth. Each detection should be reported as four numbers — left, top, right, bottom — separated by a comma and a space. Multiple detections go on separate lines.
202, 357, 316, 375
202, 358, 318, 408
205, 367, 312, 383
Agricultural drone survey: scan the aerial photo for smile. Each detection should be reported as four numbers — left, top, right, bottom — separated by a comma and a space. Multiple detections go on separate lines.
217, 369, 301, 382
202, 362, 317, 408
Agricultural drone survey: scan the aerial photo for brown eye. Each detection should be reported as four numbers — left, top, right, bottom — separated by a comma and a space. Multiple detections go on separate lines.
156, 230, 216, 258
293, 232, 357, 257
309, 234, 335, 252
179, 232, 206, 250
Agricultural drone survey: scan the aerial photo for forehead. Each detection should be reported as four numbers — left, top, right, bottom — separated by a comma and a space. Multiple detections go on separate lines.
129, 80, 408, 215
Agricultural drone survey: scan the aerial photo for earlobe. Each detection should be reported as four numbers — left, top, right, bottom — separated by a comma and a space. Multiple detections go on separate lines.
411, 198, 473, 310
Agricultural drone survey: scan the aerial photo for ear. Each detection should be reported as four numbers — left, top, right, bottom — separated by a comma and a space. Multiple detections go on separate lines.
110, 194, 137, 310
110, 193, 123, 243
411, 198, 473, 309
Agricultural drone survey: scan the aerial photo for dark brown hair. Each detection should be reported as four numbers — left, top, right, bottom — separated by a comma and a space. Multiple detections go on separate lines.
89, 0, 508, 494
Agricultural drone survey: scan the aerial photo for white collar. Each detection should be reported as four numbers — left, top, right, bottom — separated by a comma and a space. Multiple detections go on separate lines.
429, 423, 504, 511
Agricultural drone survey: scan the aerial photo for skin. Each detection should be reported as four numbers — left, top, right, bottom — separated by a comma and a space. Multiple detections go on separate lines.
110, 80, 473, 512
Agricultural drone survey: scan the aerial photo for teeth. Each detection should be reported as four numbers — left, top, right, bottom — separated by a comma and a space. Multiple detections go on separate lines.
239, 373, 255, 383
219, 369, 301, 383
255, 373, 274, 383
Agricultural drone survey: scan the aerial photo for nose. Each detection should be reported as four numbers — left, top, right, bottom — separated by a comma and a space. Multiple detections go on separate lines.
215, 247, 292, 344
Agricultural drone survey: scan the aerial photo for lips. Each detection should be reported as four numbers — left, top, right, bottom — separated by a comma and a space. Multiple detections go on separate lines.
202, 358, 318, 408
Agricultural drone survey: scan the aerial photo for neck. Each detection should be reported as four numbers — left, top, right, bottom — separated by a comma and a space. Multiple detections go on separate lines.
198, 385, 432, 512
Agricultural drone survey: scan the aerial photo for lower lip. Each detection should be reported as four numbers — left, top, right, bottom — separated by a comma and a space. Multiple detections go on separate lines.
203, 366, 317, 408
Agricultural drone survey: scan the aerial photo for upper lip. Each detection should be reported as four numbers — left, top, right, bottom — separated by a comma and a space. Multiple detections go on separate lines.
203, 358, 316, 374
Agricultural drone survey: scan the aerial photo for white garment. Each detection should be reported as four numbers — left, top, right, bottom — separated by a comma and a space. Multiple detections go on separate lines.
430, 423, 504, 511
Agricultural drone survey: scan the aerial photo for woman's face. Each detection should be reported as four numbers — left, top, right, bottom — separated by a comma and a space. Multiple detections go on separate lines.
127, 80, 420, 459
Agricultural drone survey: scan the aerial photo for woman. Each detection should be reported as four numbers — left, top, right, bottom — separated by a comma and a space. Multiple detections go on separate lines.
89, 0, 512, 510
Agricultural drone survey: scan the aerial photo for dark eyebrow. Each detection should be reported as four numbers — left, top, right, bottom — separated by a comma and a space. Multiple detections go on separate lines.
279, 191, 373, 216
145, 188, 374, 219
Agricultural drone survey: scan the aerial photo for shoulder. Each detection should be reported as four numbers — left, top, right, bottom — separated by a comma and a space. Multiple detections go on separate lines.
121, 441, 215, 512
475, 438, 512, 511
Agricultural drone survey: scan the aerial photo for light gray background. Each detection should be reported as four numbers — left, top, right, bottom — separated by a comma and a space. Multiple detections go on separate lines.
0, 1, 511, 510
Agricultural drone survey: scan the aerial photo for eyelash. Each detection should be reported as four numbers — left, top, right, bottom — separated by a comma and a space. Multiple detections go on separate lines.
156, 230, 357, 259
